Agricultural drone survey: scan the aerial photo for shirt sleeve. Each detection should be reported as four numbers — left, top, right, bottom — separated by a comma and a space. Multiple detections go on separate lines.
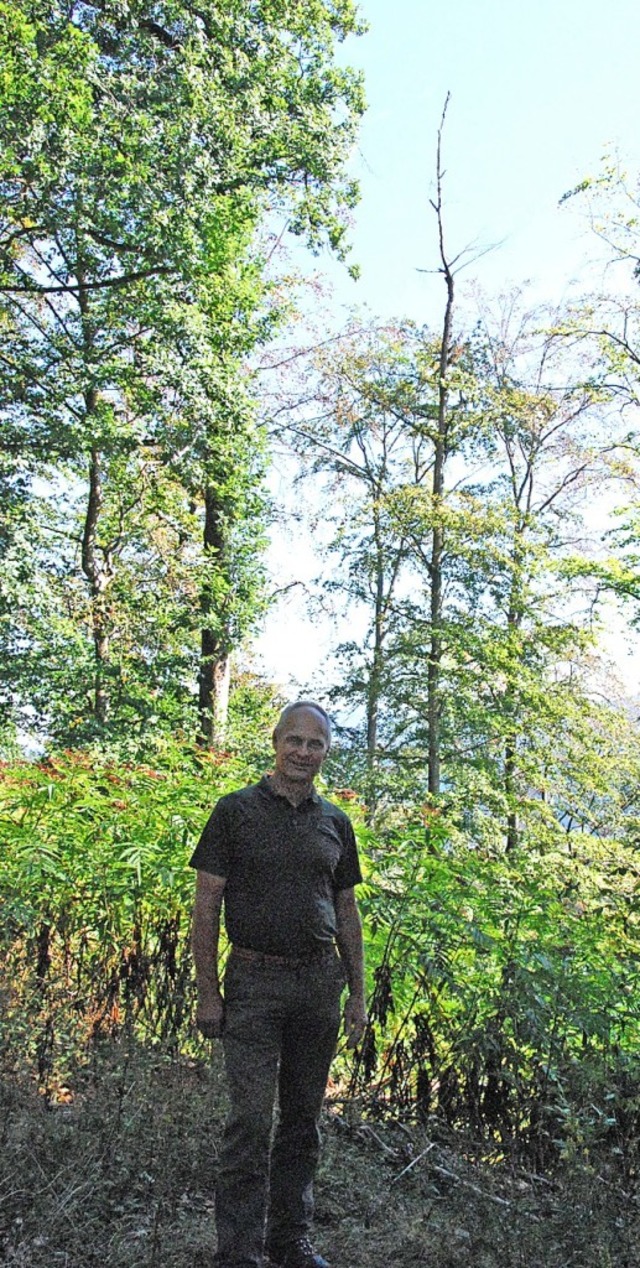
189, 796, 234, 876
333, 812, 363, 890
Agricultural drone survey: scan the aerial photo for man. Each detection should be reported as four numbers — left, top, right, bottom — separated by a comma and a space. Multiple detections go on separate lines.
191, 700, 367, 1268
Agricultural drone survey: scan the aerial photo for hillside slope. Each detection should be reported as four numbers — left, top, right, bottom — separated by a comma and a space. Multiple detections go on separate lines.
1, 1043, 637, 1268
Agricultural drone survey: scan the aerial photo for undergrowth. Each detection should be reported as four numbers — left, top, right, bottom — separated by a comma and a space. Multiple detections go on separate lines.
3, 749, 640, 1265
1, 1038, 639, 1268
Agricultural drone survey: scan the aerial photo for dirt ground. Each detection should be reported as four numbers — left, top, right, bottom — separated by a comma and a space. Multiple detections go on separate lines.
1, 1042, 638, 1268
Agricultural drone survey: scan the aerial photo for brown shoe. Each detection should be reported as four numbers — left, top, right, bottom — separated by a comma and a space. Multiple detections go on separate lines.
267, 1238, 331, 1268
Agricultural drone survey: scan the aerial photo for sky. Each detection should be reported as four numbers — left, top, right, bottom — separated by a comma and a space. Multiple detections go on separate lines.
254, 0, 640, 692
337, 0, 640, 319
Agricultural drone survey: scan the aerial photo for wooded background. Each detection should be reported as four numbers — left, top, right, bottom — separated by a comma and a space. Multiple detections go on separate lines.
2, 0, 640, 1182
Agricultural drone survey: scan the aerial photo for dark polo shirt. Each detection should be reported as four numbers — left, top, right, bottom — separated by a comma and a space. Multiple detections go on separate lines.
189, 775, 362, 958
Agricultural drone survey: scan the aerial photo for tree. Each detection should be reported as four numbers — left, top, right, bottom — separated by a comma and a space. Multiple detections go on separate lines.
287, 321, 435, 793
289, 286, 639, 855
557, 160, 640, 639
423, 96, 458, 796
396, 291, 636, 851
0, 0, 365, 747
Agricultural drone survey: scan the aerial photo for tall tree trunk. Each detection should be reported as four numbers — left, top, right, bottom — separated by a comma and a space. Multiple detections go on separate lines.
198, 634, 230, 746
81, 440, 110, 725
428, 384, 447, 797
366, 504, 387, 768
428, 95, 455, 797
504, 737, 518, 852
504, 528, 525, 851
198, 483, 230, 746
78, 246, 111, 725
364, 581, 385, 817
365, 649, 380, 768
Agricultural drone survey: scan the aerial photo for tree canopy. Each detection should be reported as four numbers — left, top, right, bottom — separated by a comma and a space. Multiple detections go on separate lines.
0, 0, 365, 746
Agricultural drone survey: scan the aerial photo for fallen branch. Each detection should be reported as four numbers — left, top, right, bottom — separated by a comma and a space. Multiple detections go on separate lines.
391, 1143, 436, 1184
355, 1124, 398, 1158
430, 1162, 541, 1220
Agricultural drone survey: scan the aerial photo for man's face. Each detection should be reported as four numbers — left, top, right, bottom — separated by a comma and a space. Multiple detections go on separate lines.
273, 708, 330, 783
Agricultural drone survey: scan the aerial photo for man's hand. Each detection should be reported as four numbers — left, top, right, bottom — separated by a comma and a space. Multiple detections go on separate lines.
196, 989, 225, 1040
335, 887, 366, 1049
343, 992, 368, 1049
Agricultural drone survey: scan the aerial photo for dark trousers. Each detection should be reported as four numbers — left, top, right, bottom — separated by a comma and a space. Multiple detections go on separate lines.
213, 950, 345, 1268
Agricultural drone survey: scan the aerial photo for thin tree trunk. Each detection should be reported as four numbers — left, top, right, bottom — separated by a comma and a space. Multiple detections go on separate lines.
366, 506, 387, 767
504, 530, 525, 851
78, 241, 111, 725
198, 483, 230, 746
428, 95, 455, 797
504, 738, 518, 851
81, 440, 110, 725
365, 649, 380, 766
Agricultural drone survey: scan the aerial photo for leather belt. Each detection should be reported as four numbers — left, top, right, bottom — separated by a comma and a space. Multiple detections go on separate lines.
231, 944, 335, 970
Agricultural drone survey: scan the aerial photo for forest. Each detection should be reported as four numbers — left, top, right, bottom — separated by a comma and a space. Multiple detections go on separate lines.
2, 3, 640, 1267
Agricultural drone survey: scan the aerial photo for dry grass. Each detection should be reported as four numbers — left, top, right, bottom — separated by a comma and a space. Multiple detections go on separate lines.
1, 1039, 638, 1268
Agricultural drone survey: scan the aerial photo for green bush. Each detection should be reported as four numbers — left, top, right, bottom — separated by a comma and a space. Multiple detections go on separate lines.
2, 750, 640, 1174
353, 808, 640, 1169
0, 746, 250, 1086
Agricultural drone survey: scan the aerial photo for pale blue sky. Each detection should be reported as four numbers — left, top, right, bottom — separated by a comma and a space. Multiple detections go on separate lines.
329, 0, 640, 322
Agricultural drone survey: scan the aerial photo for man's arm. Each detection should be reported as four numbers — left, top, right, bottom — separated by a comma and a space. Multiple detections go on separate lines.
335, 886, 367, 1049
192, 870, 227, 1039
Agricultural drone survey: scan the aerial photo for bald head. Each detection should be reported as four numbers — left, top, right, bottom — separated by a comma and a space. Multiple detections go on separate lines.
272, 701, 332, 748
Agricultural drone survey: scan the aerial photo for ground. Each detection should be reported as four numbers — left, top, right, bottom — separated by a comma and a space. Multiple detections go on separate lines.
1, 1041, 638, 1268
